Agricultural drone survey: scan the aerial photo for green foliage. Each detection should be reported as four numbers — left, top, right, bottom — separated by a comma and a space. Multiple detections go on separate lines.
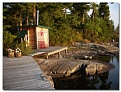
99, 3, 110, 20
3, 2, 116, 47
13, 41, 33, 55
113, 24, 119, 42
3, 31, 16, 56
3, 31, 17, 49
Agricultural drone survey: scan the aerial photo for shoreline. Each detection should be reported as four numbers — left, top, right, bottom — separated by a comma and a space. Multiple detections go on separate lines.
33, 43, 119, 85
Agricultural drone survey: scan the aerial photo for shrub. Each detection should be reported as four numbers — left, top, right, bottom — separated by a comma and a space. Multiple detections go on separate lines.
3, 31, 17, 56
3, 31, 17, 48
13, 41, 33, 56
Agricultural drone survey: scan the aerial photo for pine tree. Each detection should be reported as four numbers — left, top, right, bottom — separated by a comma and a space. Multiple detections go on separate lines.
3, 2, 117, 45
99, 3, 110, 20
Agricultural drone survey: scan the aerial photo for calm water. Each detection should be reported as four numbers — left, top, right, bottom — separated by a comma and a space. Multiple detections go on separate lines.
53, 56, 119, 90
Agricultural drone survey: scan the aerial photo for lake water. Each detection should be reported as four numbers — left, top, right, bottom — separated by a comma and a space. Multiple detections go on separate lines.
53, 56, 119, 90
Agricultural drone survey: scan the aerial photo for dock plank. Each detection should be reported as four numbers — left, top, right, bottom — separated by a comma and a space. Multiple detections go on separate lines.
4, 79, 53, 90
3, 63, 38, 70
3, 56, 54, 90
3, 69, 42, 80
3, 59, 35, 66
4, 74, 40, 84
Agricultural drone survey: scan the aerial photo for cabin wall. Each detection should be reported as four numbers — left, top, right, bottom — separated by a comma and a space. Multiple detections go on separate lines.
28, 27, 37, 49
36, 27, 49, 49
20, 26, 49, 49
21, 27, 37, 49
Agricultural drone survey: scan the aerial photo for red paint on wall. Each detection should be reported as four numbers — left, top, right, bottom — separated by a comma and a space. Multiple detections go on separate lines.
38, 41, 46, 49
40, 31, 44, 36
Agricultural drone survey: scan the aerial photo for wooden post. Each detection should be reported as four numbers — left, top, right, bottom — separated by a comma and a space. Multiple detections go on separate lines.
36, 27, 38, 49
27, 30, 29, 44
65, 48, 67, 56
46, 54, 49, 59
58, 52, 60, 58
21, 38, 23, 42
25, 35, 28, 47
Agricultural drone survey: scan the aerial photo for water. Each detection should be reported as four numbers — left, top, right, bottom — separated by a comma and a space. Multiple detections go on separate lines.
53, 56, 119, 90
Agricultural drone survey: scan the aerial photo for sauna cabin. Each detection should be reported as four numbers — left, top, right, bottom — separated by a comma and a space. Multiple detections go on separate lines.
18, 25, 50, 49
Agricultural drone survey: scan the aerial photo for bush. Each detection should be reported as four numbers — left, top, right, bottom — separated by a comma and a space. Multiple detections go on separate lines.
3, 30, 33, 56
13, 41, 33, 55
83, 39, 90, 43
3, 31, 17, 48
3, 31, 17, 56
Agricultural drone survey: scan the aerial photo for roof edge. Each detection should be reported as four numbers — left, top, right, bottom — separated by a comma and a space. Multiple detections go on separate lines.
18, 25, 51, 29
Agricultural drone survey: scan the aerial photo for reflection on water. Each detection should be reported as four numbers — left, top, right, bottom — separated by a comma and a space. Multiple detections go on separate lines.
108, 56, 119, 89
53, 56, 119, 90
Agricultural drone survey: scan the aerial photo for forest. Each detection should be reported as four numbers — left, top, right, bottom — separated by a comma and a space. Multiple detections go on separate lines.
3, 2, 119, 47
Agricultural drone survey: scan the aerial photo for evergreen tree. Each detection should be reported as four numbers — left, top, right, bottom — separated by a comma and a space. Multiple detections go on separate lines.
98, 2, 113, 43
3, 2, 117, 46
99, 3, 110, 20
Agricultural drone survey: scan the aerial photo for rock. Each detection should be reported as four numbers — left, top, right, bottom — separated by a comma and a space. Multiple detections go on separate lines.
35, 58, 115, 78
85, 60, 115, 75
47, 76, 54, 87
84, 55, 93, 60
89, 56, 92, 60
84, 55, 88, 59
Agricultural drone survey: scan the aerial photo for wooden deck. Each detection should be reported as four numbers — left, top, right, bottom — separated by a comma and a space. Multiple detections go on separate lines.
3, 56, 55, 90
30, 46, 68, 59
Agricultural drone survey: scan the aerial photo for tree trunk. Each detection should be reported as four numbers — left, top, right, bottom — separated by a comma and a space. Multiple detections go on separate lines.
19, 13, 22, 26
82, 13, 85, 24
26, 16, 28, 26
19, 12, 22, 30
85, 29, 87, 39
26, 7, 28, 26
92, 10, 95, 22
64, 8, 66, 19
14, 14, 19, 33
33, 4, 36, 25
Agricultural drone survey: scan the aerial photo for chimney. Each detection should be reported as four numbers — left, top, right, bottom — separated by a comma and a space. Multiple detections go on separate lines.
36, 10, 39, 25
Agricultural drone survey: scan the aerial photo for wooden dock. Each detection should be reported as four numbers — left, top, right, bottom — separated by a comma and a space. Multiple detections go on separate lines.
3, 56, 55, 90
30, 46, 68, 59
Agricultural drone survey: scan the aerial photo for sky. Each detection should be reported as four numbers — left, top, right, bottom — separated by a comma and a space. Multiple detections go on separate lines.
88, 2, 120, 29
108, 2, 119, 28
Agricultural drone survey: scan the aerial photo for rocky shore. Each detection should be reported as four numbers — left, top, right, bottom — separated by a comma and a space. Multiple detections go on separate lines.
35, 58, 115, 79
34, 42, 118, 79
60, 42, 119, 60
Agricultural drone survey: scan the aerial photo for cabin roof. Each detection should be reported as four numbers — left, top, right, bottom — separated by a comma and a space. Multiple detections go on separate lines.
18, 25, 51, 29
37, 25, 51, 29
